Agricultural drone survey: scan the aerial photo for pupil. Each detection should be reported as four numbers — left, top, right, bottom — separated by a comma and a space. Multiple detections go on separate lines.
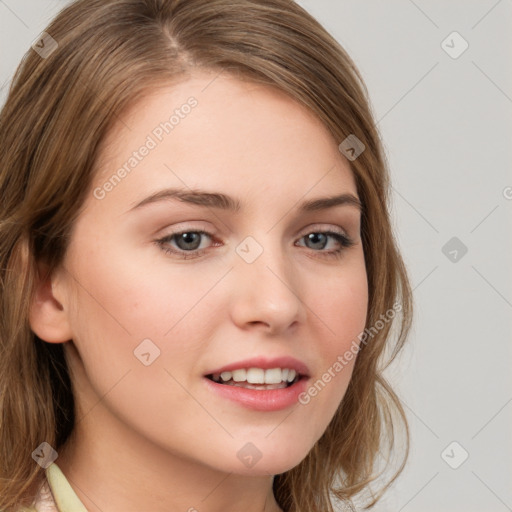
307, 233, 327, 250
178, 232, 200, 250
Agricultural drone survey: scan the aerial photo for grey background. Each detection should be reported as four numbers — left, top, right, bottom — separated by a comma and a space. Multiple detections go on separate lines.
1, 1, 511, 511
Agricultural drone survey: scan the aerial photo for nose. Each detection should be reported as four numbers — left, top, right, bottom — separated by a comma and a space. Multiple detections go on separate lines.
229, 239, 306, 335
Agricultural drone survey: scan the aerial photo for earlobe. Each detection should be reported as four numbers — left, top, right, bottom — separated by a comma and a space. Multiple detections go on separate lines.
29, 264, 73, 343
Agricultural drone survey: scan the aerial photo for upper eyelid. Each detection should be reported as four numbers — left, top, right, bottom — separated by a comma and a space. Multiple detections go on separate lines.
158, 221, 352, 237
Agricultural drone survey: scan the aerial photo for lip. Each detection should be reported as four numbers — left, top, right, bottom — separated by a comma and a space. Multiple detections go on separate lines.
203, 374, 309, 412
203, 356, 311, 412
205, 356, 310, 377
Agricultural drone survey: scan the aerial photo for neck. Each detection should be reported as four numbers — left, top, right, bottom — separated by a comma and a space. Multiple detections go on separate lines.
56, 412, 283, 512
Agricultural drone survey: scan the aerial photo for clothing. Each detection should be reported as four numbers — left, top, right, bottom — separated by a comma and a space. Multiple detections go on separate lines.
18, 462, 88, 512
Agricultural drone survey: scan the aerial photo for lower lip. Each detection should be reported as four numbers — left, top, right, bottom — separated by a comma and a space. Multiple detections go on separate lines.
203, 377, 309, 412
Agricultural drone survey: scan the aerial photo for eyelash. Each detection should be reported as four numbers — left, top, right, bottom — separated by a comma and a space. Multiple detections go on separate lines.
154, 228, 355, 260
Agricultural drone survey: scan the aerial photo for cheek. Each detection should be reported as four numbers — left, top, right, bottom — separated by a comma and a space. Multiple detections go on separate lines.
64, 236, 220, 379
312, 256, 369, 355
296, 257, 368, 422
67, 233, 192, 337
63, 242, 215, 435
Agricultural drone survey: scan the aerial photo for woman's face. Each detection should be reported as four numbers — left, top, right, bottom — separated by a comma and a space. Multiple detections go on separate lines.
53, 71, 368, 476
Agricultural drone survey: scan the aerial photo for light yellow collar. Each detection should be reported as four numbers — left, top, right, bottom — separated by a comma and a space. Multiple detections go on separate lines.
44, 462, 88, 512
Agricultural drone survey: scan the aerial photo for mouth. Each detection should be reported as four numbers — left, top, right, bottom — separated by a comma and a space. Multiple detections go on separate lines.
203, 357, 310, 411
206, 367, 302, 390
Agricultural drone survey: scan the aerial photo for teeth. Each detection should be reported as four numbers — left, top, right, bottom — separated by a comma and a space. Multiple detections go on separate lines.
247, 368, 265, 384
232, 369, 246, 382
227, 381, 288, 390
220, 371, 232, 382
264, 368, 283, 384
211, 367, 300, 385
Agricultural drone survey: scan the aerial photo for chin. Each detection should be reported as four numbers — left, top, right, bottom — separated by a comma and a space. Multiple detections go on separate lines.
246, 457, 305, 476
215, 445, 311, 477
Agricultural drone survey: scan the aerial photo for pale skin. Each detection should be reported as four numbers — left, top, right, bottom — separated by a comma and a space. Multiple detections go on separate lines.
30, 71, 368, 512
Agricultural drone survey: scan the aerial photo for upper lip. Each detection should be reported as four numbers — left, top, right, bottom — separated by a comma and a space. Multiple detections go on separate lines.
205, 356, 310, 377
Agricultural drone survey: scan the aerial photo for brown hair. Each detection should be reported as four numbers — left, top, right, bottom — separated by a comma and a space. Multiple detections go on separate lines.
0, 0, 413, 510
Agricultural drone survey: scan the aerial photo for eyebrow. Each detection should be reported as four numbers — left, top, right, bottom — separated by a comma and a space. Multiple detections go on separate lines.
127, 187, 363, 214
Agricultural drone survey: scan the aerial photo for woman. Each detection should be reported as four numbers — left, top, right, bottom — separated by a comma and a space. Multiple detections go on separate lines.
0, 0, 413, 510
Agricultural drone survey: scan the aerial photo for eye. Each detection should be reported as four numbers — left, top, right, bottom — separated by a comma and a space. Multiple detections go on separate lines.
154, 228, 355, 260
295, 230, 355, 259
155, 229, 215, 260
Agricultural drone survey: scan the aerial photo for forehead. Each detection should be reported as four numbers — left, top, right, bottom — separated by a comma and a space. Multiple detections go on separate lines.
89, 71, 358, 214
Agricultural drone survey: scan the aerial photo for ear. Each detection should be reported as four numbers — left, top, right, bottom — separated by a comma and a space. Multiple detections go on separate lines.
29, 263, 73, 343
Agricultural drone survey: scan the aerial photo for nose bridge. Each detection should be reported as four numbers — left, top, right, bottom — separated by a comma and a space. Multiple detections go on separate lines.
230, 233, 305, 331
